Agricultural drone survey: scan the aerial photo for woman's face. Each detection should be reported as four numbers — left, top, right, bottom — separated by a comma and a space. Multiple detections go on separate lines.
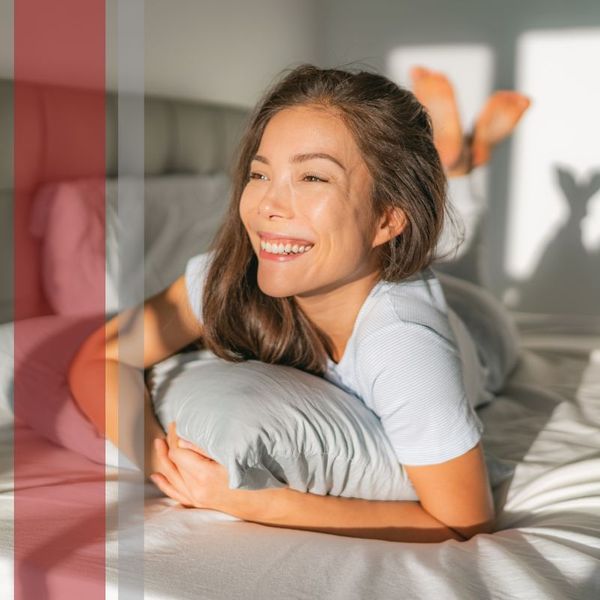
239, 104, 384, 299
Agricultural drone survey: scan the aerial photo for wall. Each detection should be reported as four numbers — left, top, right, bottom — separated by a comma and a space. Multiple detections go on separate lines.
318, 0, 600, 315
141, 0, 320, 107
0, 1, 12, 78
2, 0, 598, 316
0, 0, 320, 108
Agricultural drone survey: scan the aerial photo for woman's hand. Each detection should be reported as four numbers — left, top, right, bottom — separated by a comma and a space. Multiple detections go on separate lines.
149, 422, 237, 513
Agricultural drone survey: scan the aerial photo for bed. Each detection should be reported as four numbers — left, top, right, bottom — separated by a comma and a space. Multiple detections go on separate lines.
1, 78, 599, 599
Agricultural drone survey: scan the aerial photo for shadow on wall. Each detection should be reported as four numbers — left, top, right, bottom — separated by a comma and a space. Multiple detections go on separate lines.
382, 24, 600, 316
504, 166, 600, 316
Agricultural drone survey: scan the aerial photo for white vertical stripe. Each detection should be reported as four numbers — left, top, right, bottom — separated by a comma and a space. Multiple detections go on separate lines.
117, 0, 145, 597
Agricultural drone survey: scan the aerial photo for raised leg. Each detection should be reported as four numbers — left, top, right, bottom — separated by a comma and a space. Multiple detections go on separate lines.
410, 66, 531, 175
471, 91, 531, 167
410, 66, 468, 174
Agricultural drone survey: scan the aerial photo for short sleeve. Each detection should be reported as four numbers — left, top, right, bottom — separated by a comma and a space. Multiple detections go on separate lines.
184, 251, 214, 324
359, 321, 484, 466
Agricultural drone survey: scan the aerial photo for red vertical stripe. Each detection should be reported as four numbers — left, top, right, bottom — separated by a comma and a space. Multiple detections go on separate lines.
14, 1, 107, 598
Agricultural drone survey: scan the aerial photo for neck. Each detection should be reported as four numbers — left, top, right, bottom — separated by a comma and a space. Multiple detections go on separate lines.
294, 269, 381, 363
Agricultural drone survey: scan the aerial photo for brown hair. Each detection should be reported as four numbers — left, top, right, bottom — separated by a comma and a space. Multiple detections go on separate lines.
197, 63, 464, 377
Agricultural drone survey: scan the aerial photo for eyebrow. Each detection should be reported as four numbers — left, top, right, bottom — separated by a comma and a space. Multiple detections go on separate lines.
252, 152, 346, 172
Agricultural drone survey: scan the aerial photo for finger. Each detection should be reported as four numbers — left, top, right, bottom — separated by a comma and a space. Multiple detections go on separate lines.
167, 421, 180, 450
150, 473, 194, 508
171, 446, 211, 472
154, 438, 195, 496
168, 424, 213, 462
170, 447, 224, 492
166, 422, 174, 445
178, 439, 215, 460
166, 448, 220, 507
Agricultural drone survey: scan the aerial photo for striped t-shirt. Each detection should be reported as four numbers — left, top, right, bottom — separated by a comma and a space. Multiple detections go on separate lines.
184, 250, 492, 466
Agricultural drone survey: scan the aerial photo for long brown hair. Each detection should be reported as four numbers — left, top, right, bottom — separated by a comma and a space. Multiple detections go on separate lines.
197, 64, 464, 377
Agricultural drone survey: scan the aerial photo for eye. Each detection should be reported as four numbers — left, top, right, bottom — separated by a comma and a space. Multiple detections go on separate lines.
302, 173, 328, 183
248, 171, 267, 181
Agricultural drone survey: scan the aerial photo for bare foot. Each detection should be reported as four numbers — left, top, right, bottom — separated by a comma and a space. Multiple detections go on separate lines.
471, 91, 531, 167
410, 66, 466, 171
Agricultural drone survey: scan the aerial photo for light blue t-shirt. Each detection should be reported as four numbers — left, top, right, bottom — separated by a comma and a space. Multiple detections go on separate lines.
184, 250, 491, 466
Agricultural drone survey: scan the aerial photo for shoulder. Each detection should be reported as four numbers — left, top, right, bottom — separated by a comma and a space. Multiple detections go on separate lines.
352, 272, 484, 465
355, 269, 464, 404
356, 320, 483, 464
185, 249, 215, 278
184, 250, 216, 323
356, 315, 464, 417
356, 267, 456, 348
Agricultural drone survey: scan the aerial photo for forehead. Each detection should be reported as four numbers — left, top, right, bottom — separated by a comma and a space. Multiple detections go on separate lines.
259, 105, 361, 159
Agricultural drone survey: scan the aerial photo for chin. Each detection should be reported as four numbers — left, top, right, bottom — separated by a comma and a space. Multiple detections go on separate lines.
256, 274, 300, 299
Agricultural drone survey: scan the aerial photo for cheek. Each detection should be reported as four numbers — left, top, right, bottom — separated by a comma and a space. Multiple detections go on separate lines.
314, 219, 370, 266
318, 206, 374, 261
238, 190, 254, 223
307, 197, 362, 237
300, 192, 348, 233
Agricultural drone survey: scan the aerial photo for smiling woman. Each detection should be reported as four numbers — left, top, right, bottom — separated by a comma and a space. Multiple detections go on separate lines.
200, 66, 464, 375
240, 105, 383, 315
141, 64, 502, 542
67, 63, 524, 544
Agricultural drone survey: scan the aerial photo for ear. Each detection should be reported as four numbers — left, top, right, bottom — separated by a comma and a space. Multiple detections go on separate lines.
371, 207, 407, 248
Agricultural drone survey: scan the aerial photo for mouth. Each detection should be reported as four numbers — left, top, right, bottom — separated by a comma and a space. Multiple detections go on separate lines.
258, 236, 315, 262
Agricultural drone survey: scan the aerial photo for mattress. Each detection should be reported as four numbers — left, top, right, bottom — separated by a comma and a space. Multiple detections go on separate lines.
1, 312, 599, 599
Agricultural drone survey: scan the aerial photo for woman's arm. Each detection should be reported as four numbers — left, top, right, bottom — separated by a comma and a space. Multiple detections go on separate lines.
68, 274, 205, 479
68, 355, 165, 480
232, 441, 494, 543
235, 487, 466, 543
152, 427, 463, 542
402, 440, 495, 541
156, 431, 494, 543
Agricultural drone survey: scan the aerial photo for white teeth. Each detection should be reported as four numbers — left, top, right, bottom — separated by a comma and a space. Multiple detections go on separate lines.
260, 239, 314, 255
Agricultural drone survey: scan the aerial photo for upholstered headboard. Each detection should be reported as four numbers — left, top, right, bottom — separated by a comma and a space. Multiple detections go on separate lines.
0, 78, 250, 324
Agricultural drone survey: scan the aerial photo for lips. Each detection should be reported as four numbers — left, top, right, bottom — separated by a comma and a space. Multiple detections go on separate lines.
257, 230, 315, 246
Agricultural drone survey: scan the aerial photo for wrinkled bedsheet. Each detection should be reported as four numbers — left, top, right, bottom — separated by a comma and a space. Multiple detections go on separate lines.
0, 313, 599, 599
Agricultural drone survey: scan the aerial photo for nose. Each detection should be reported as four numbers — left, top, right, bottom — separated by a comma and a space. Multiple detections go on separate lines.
257, 177, 294, 220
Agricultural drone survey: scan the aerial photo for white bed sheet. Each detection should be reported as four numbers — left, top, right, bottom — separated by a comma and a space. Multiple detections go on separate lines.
1, 313, 599, 599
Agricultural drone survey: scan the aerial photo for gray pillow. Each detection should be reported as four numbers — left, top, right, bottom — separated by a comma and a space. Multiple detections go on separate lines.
149, 349, 514, 501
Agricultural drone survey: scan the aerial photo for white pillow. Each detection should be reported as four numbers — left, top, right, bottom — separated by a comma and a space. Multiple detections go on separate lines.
148, 348, 515, 500
30, 173, 231, 316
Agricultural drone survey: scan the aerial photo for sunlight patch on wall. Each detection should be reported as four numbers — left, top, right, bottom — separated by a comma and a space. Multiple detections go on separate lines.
506, 28, 600, 279
386, 45, 495, 272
